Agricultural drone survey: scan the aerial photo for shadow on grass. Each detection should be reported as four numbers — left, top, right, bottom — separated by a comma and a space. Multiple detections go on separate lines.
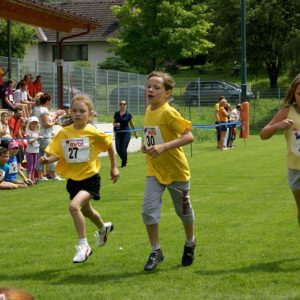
195, 258, 300, 276
0, 264, 183, 284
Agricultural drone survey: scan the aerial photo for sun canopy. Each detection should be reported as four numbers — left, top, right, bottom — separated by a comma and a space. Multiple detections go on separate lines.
0, 0, 98, 32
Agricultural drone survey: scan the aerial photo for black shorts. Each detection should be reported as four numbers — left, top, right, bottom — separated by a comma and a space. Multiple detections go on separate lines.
66, 173, 101, 200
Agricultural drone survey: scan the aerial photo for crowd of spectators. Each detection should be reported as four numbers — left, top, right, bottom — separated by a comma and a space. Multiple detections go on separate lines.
0, 74, 68, 189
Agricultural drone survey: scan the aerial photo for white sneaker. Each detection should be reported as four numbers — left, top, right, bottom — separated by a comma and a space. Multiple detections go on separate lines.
95, 222, 114, 247
72, 244, 92, 263
54, 175, 65, 181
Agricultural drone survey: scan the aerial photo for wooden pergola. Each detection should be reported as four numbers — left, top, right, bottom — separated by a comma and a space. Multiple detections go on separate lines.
0, 0, 99, 107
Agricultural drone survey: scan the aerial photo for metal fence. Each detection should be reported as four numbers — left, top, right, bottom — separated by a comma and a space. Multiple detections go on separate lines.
0, 56, 148, 115
0, 56, 289, 116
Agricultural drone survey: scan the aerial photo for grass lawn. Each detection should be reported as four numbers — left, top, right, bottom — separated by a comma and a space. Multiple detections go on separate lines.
1, 134, 300, 299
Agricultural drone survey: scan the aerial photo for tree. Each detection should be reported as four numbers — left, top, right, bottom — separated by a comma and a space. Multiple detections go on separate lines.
208, 0, 300, 88
0, 20, 35, 58
108, 0, 214, 73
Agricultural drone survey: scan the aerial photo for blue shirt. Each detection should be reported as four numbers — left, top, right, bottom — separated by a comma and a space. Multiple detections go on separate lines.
0, 162, 10, 181
113, 111, 132, 134
6, 155, 18, 181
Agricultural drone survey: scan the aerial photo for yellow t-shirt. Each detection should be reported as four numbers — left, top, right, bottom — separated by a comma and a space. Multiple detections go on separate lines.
144, 103, 192, 185
285, 105, 300, 170
45, 124, 112, 180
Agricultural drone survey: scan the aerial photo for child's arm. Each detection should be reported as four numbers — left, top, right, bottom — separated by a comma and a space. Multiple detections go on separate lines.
39, 154, 59, 165
17, 167, 33, 186
146, 130, 193, 158
260, 107, 292, 140
107, 145, 120, 183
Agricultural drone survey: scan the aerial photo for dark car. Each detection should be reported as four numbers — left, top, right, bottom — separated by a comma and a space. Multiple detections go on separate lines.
184, 80, 253, 106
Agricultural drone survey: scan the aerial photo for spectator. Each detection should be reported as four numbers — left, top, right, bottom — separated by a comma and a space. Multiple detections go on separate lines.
0, 147, 18, 190
215, 96, 225, 148
6, 140, 33, 188
113, 100, 138, 167
27, 74, 35, 98
0, 111, 12, 148
217, 99, 229, 150
26, 116, 40, 183
8, 109, 26, 168
0, 65, 9, 91
32, 75, 42, 96
13, 81, 34, 117
227, 104, 241, 148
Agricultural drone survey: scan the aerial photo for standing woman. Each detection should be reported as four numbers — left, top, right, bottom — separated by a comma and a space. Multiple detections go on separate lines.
113, 100, 138, 167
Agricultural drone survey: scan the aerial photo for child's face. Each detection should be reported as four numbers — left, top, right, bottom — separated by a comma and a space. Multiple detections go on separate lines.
146, 76, 171, 108
29, 121, 38, 130
71, 100, 93, 128
0, 152, 9, 164
9, 148, 19, 156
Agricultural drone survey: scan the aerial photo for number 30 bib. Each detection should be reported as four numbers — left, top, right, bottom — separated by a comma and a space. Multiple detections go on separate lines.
290, 128, 300, 156
62, 138, 90, 163
144, 126, 164, 149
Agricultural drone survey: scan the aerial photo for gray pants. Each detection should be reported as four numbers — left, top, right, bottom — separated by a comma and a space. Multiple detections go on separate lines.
142, 176, 195, 225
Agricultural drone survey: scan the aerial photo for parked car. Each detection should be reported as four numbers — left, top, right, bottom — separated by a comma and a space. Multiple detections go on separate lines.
184, 80, 253, 106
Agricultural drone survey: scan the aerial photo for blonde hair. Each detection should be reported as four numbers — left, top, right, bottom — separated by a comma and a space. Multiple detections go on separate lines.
147, 71, 175, 91
71, 95, 94, 113
0, 287, 34, 300
283, 73, 300, 106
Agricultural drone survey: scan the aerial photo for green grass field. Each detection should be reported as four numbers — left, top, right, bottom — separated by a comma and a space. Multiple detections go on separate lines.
1, 134, 300, 299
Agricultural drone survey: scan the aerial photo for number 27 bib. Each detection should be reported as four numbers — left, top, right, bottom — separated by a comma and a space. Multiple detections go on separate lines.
62, 138, 90, 163
144, 126, 164, 149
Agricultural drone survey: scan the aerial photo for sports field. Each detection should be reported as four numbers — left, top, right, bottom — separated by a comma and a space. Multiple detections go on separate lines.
1, 134, 300, 299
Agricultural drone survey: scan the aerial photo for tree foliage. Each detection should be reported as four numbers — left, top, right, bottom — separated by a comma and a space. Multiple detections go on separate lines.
0, 20, 35, 58
108, 0, 214, 73
208, 0, 300, 88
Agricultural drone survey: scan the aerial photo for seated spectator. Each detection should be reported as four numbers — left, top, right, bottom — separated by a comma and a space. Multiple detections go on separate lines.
6, 140, 33, 188
0, 80, 27, 116
13, 81, 34, 117
32, 75, 42, 96
0, 111, 12, 148
0, 147, 18, 189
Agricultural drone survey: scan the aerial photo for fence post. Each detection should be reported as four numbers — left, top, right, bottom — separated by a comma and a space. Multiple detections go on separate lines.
106, 70, 109, 115
197, 78, 200, 107
137, 74, 140, 115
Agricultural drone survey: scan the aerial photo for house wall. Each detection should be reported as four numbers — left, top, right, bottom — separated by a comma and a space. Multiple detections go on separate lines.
24, 41, 113, 67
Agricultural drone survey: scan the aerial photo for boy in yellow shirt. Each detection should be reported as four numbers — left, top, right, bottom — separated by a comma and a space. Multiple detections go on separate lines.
142, 71, 196, 271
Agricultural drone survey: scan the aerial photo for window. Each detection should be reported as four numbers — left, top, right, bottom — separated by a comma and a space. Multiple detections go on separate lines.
53, 45, 88, 61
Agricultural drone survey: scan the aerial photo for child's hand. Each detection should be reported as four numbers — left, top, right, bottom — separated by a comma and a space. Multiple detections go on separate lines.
110, 166, 120, 183
25, 178, 34, 186
39, 156, 48, 165
277, 119, 294, 130
146, 144, 165, 157
141, 145, 147, 153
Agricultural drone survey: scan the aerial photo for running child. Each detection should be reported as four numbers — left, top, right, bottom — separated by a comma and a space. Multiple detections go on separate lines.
260, 74, 300, 228
39, 95, 119, 263
142, 71, 196, 271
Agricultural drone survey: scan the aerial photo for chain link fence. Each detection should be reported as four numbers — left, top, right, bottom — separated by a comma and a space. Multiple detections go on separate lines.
0, 56, 288, 119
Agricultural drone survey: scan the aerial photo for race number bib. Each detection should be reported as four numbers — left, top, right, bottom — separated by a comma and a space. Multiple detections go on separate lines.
290, 128, 300, 156
61, 137, 90, 163
9, 161, 18, 174
144, 126, 164, 149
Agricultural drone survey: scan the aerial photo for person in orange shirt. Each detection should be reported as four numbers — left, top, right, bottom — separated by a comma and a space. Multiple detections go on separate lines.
32, 75, 42, 96
217, 99, 229, 150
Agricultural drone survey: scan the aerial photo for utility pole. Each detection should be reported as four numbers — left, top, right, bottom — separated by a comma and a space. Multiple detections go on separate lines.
240, 0, 247, 101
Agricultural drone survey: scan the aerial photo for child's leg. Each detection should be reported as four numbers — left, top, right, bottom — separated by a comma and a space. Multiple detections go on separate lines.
292, 191, 300, 226
69, 190, 92, 239
26, 152, 33, 181
81, 201, 104, 228
0, 181, 18, 189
